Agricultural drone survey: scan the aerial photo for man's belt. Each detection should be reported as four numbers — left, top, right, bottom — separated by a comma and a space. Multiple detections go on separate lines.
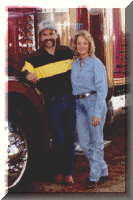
47, 93, 72, 101
75, 91, 96, 99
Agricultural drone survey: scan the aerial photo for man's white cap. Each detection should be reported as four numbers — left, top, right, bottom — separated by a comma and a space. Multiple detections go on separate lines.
39, 21, 57, 33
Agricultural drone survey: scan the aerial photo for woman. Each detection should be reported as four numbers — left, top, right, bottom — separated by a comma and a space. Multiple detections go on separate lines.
71, 30, 109, 187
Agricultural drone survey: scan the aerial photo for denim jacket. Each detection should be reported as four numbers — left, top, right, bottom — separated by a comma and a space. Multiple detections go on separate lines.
71, 56, 108, 117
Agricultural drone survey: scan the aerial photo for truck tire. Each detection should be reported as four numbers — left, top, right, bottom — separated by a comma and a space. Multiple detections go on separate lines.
7, 110, 35, 193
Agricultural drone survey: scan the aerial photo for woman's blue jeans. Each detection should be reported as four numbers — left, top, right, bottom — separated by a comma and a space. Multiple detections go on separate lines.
76, 94, 108, 182
45, 94, 76, 176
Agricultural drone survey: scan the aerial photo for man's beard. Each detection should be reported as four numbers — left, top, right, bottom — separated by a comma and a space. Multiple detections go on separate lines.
43, 39, 56, 47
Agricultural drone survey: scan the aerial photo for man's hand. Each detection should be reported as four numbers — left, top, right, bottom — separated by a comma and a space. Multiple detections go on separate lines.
26, 72, 39, 83
92, 116, 101, 127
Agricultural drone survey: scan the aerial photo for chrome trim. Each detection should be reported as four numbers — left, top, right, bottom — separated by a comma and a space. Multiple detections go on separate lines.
5, 122, 28, 189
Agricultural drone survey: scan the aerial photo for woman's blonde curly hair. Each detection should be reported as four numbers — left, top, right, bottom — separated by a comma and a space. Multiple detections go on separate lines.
72, 30, 96, 59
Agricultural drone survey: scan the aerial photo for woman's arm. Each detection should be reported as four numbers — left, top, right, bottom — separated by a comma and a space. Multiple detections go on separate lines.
93, 58, 108, 118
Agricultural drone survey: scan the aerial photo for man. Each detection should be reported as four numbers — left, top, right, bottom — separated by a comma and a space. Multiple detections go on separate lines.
21, 22, 76, 184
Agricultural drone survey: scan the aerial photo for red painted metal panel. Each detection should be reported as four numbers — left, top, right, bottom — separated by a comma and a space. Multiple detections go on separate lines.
113, 8, 125, 85
7, 79, 44, 112
77, 8, 88, 31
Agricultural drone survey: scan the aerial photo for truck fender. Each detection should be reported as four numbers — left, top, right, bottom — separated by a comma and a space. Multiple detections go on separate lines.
6, 78, 45, 113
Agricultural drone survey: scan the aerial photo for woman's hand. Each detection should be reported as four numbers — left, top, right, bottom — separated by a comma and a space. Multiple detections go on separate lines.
92, 116, 101, 127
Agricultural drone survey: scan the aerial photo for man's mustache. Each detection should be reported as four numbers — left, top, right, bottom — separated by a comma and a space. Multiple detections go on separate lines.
43, 39, 55, 46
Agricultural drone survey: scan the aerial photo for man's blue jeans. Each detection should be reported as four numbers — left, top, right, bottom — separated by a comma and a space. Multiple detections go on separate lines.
45, 94, 76, 176
76, 94, 108, 182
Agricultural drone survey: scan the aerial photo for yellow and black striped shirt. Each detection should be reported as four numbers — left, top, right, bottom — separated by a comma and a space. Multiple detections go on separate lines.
22, 46, 73, 97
